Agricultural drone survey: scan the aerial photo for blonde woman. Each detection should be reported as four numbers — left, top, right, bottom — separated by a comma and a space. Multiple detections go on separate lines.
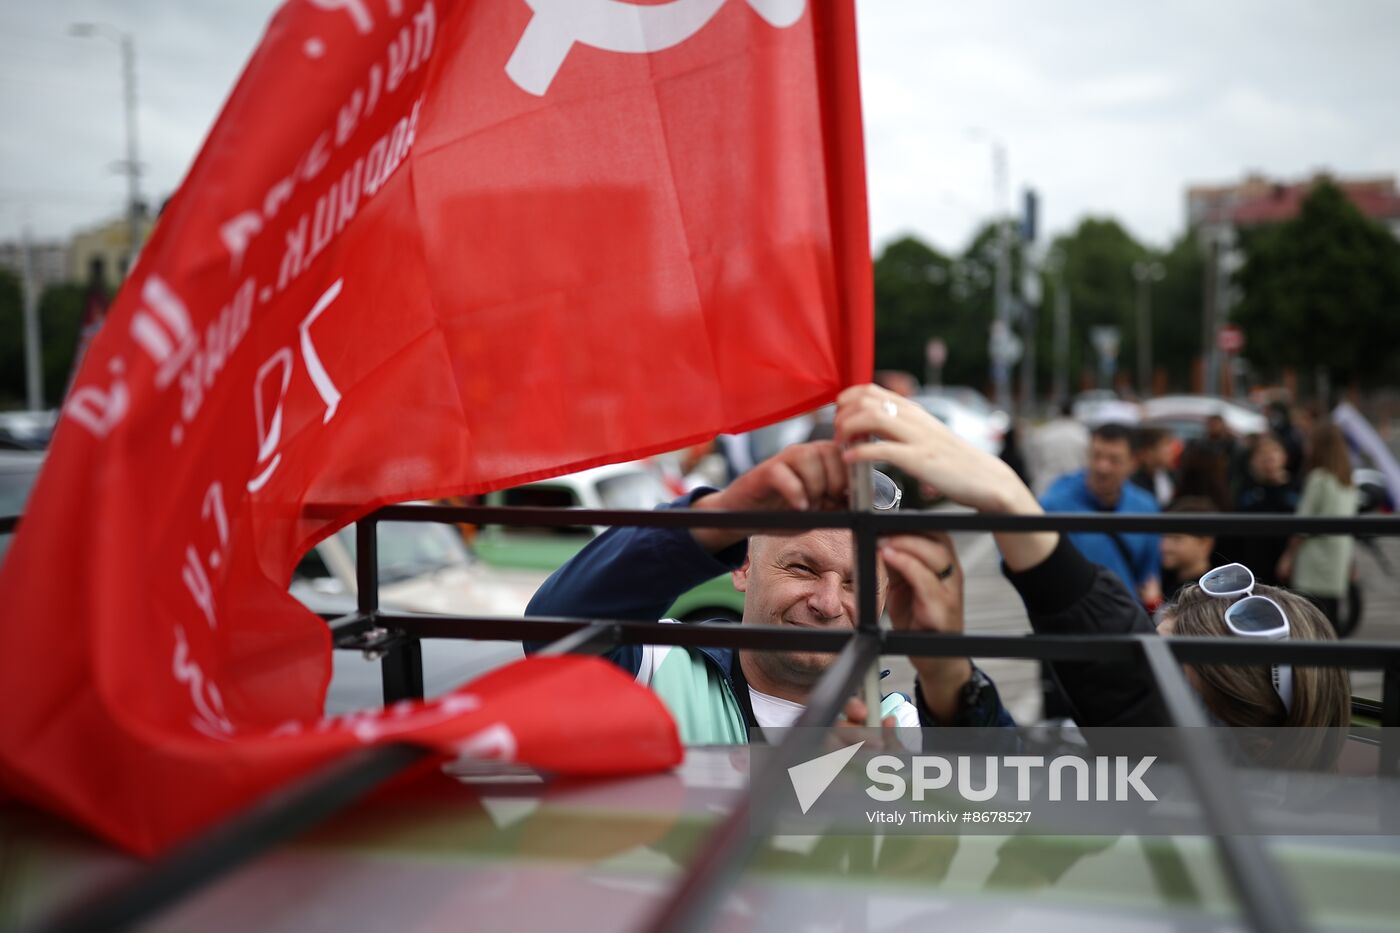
1278, 421, 1358, 632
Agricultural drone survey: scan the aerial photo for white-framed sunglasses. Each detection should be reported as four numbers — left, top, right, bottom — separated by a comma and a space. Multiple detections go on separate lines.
871, 470, 902, 511
1197, 563, 1294, 713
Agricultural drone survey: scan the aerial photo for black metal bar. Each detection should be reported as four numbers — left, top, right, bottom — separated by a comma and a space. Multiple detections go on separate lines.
386, 614, 853, 653
1139, 637, 1308, 933
1384, 668, 1400, 728
326, 610, 380, 641
23, 743, 428, 933
353, 516, 424, 703
354, 518, 378, 615
644, 630, 884, 933
380, 639, 424, 703
362, 613, 1400, 668
309, 501, 1400, 537
1383, 667, 1400, 777
855, 513, 879, 635
1352, 696, 1384, 721
533, 621, 621, 657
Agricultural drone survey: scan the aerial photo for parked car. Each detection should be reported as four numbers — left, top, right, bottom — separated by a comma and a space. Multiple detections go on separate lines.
0, 449, 44, 567
1140, 395, 1267, 439
291, 512, 539, 715
919, 385, 1010, 435
0, 409, 57, 451
1071, 391, 1142, 427
910, 393, 1005, 456
474, 461, 746, 622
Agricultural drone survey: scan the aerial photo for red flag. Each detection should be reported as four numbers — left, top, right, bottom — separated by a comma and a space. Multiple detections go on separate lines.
0, 0, 871, 854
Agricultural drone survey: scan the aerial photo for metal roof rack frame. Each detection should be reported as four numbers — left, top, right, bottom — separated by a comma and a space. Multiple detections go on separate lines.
15, 504, 1400, 933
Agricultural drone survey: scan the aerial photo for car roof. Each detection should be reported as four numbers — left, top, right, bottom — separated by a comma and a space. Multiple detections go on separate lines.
912, 393, 975, 416
520, 460, 653, 489
1142, 396, 1267, 434
16, 743, 1400, 931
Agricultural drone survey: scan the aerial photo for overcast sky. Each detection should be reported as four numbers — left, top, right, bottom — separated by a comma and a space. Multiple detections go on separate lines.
2, 1, 1397, 255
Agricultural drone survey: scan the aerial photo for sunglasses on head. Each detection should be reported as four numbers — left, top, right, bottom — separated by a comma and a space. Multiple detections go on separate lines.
1196, 563, 1293, 713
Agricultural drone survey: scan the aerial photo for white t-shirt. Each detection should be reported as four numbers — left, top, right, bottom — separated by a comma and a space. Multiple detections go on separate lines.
749, 687, 806, 741
749, 686, 921, 742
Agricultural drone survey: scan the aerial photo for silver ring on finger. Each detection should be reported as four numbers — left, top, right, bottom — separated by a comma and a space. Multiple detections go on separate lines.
882, 400, 897, 419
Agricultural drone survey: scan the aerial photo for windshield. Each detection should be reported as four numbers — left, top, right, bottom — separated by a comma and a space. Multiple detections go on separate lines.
337, 520, 471, 584
596, 471, 672, 510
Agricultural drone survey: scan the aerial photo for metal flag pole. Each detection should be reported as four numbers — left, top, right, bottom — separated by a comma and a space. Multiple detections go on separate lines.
847, 456, 883, 726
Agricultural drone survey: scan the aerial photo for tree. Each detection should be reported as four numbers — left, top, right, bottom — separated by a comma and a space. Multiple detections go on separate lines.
876, 218, 1209, 401
1233, 181, 1400, 390
872, 235, 958, 381
39, 283, 88, 403
1041, 218, 1149, 393
0, 270, 25, 407
872, 225, 1034, 393
0, 274, 89, 409
1153, 230, 1207, 392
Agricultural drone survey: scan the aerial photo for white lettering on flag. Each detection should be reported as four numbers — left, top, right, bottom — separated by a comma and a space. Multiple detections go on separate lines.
506, 0, 807, 96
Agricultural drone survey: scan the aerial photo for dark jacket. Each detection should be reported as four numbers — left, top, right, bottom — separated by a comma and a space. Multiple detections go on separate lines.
1221, 478, 1300, 586
1004, 536, 1162, 726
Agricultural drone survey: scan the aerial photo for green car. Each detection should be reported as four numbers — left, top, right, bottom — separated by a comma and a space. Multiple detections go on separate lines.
474, 461, 745, 622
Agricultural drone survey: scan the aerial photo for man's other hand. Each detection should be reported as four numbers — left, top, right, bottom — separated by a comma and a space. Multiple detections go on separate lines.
881, 533, 974, 720
690, 442, 848, 552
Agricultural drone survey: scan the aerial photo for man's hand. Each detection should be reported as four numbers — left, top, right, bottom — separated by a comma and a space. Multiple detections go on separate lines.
880, 533, 974, 721
834, 384, 1057, 572
690, 442, 848, 552
835, 385, 1028, 514
839, 696, 896, 730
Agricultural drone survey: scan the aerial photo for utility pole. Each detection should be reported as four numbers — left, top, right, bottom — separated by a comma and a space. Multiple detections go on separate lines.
1020, 296, 1037, 416
20, 226, 44, 411
970, 128, 1014, 413
1132, 260, 1164, 398
1046, 248, 1070, 409
70, 23, 143, 275
992, 142, 1013, 413
119, 31, 141, 274
1201, 236, 1219, 395
1019, 189, 1040, 416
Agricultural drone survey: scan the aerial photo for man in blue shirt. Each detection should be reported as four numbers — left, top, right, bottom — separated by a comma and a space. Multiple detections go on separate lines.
1040, 422, 1162, 609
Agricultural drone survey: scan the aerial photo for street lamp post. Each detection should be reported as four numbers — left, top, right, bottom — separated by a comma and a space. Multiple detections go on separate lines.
1132, 260, 1165, 399
70, 22, 143, 277
969, 129, 1013, 413
20, 226, 43, 411
1046, 248, 1070, 409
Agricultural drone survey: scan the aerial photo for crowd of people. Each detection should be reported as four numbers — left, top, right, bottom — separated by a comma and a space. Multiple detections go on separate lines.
1027, 400, 1363, 637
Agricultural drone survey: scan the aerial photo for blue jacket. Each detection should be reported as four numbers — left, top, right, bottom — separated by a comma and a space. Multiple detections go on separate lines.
1040, 471, 1160, 593
526, 492, 1013, 742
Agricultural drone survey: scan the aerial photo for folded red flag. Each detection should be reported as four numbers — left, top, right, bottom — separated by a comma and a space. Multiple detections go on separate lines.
0, 0, 871, 855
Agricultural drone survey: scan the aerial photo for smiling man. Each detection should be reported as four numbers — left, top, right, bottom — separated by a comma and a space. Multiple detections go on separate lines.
525, 441, 1010, 743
